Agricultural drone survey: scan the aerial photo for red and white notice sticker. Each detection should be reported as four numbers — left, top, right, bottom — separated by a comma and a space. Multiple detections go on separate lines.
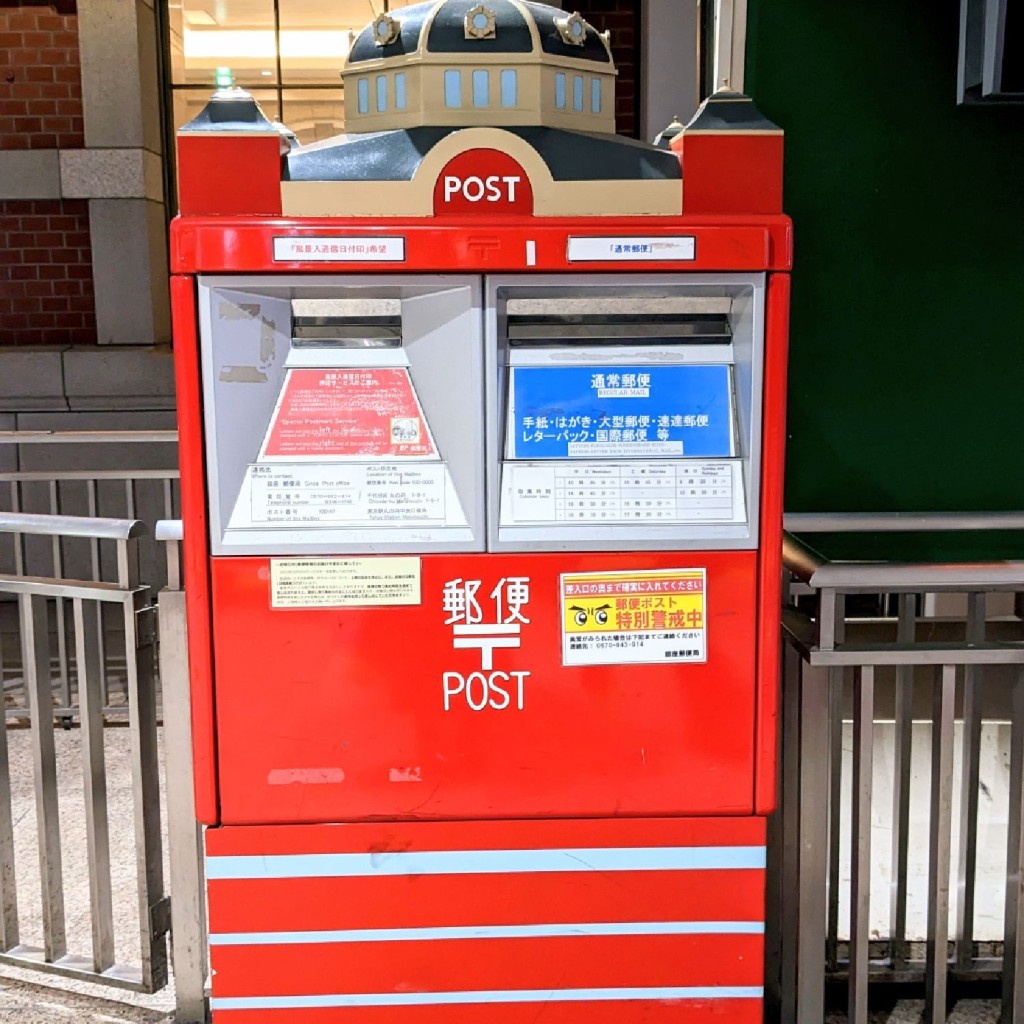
259, 368, 438, 461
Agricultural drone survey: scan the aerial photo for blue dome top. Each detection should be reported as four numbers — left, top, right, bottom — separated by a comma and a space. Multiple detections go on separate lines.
347, 0, 611, 65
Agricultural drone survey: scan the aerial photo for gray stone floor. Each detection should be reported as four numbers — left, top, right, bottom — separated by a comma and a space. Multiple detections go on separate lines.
0, 725, 174, 1021
0, 973, 171, 1022
824, 1001, 999, 1023
0, 713, 1005, 1023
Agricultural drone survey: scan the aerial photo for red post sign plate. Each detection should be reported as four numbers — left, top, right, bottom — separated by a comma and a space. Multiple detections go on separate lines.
433, 149, 534, 217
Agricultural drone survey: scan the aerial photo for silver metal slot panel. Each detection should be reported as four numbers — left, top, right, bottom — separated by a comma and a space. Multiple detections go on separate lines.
200, 275, 486, 555
507, 313, 732, 347
486, 274, 765, 553
292, 315, 402, 348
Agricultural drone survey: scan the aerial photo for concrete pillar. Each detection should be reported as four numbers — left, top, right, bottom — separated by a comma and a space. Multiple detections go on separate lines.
76, 0, 170, 345
640, 0, 700, 143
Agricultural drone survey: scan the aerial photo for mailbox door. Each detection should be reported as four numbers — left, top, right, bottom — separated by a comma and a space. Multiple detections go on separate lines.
210, 550, 757, 824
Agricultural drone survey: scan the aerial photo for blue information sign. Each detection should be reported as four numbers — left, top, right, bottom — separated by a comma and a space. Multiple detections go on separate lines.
509, 365, 733, 460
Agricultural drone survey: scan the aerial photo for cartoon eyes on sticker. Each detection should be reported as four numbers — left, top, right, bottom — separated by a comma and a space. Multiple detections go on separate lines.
569, 604, 611, 626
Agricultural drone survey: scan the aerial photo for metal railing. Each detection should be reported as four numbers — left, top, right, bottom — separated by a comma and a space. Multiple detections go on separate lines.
0, 431, 179, 721
0, 513, 167, 991
0, 507, 207, 1021
771, 511, 1024, 1024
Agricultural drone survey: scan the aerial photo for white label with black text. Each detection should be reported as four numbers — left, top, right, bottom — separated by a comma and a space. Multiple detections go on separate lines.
272, 236, 406, 262
567, 236, 695, 263
247, 463, 445, 526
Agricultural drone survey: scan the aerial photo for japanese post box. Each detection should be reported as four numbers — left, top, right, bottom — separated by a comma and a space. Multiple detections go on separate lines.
170, 2, 791, 1020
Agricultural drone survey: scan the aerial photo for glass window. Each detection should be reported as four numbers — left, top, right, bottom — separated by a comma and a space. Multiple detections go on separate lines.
555, 72, 566, 109
573, 75, 584, 112
281, 88, 344, 144
445, 69, 462, 108
278, 0, 353, 84
500, 68, 517, 107
472, 69, 489, 107
376, 74, 387, 112
170, 0, 277, 87
167, 0, 425, 175
591, 77, 601, 114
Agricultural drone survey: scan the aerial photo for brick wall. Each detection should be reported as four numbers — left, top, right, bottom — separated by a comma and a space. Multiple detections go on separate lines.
0, 0, 84, 149
580, 0, 642, 138
0, 199, 96, 345
1, 2, 97, 345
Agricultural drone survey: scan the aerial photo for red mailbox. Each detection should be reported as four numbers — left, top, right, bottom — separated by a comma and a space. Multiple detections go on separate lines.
170, 3, 791, 1020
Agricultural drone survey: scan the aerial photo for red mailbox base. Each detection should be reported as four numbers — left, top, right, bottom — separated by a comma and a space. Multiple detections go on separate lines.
206, 816, 766, 1022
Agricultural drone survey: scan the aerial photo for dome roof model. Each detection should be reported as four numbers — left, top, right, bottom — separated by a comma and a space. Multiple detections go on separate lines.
178, 0, 687, 220
347, 1, 612, 65
340, 0, 617, 134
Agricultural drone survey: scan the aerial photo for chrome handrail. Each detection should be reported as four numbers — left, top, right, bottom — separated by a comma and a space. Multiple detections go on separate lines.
0, 430, 178, 445
785, 510, 1024, 532
0, 512, 147, 541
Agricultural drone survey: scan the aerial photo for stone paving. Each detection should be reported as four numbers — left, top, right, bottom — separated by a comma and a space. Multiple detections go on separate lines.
0, 726, 174, 1022
0, 718, 1006, 1022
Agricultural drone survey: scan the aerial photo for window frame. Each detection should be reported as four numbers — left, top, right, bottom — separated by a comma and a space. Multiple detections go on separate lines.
500, 68, 517, 107
445, 68, 463, 108
555, 71, 567, 109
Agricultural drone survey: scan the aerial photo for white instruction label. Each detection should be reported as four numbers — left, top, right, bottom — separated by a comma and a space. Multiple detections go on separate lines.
506, 461, 740, 525
249, 463, 446, 526
271, 557, 421, 608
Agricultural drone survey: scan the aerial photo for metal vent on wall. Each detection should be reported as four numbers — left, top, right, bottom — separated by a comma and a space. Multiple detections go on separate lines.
959, 0, 1024, 103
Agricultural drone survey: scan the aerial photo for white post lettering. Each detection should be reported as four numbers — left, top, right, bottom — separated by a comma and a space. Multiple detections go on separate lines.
444, 176, 461, 202
466, 671, 488, 711
488, 671, 511, 710
443, 671, 465, 711
511, 671, 529, 711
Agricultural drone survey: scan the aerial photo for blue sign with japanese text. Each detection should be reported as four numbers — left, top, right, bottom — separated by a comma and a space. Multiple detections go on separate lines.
509, 365, 733, 460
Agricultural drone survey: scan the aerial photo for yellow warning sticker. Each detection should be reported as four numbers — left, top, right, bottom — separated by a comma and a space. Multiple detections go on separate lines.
560, 568, 706, 667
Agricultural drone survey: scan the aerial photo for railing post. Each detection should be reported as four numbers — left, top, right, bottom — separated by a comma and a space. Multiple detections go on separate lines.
956, 592, 986, 969
0, 612, 18, 950
796, 659, 829, 1024
776, 640, 802, 1022
158, 523, 208, 1023
890, 593, 917, 970
1003, 670, 1024, 1023
122, 536, 169, 992
21, 592, 66, 961
826, 666, 844, 971
74, 597, 115, 972
925, 664, 956, 1023
849, 665, 875, 1024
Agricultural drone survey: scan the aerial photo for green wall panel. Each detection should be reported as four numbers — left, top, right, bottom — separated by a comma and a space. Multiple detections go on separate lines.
745, 0, 1024, 515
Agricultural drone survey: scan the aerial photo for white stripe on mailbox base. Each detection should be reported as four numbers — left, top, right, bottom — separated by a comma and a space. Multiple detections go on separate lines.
211, 986, 765, 1010
209, 920, 766, 945
205, 845, 767, 879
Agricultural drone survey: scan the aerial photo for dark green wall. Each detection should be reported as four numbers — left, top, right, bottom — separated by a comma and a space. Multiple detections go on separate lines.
745, 0, 1024, 514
